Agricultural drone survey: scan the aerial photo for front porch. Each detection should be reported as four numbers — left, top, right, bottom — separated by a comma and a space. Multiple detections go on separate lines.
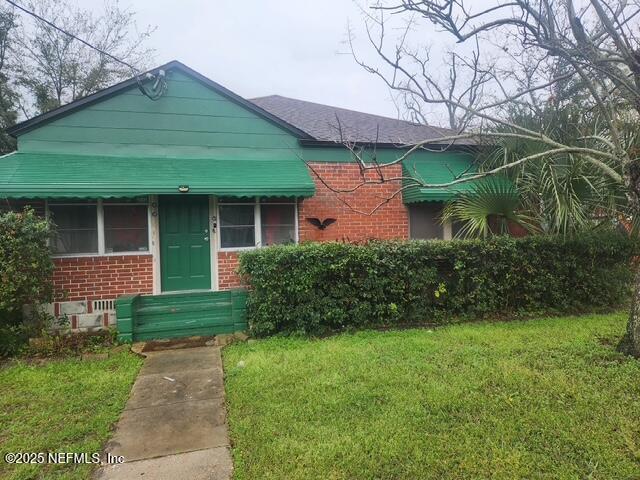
0, 150, 313, 337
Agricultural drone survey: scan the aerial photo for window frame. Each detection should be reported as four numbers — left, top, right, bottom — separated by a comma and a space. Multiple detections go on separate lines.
46, 197, 152, 258
217, 197, 298, 252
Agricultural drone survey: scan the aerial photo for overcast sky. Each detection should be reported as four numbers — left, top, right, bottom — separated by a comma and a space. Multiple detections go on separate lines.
80, 0, 408, 120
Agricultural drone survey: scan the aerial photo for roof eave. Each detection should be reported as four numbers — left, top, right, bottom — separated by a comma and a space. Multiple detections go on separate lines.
299, 138, 479, 150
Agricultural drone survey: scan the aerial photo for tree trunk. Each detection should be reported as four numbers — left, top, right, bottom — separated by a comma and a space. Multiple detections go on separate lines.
619, 166, 640, 357
620, 269, 640, 357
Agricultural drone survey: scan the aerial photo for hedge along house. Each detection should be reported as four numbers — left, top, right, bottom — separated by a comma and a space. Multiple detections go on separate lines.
1, 61, 477, 340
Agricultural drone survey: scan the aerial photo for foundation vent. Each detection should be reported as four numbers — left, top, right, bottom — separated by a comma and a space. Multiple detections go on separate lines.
92, 299, 116, 312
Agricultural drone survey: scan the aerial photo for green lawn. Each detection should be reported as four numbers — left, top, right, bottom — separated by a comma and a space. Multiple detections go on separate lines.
224, 313, 640, 479
0, 350, 142, 480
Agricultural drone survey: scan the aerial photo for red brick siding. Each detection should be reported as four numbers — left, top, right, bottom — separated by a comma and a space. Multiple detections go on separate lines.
53, 255, 153, 301
218, 251, 241, 290
49, 163, 411, 295
215, 163, 410, 291
299, 163, 409, 242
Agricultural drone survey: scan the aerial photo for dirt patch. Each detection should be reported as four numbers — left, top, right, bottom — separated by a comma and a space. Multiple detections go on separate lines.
141, 336, 215, 353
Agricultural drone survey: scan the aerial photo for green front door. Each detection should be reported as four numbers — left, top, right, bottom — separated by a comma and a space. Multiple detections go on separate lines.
159, 195, 211, 292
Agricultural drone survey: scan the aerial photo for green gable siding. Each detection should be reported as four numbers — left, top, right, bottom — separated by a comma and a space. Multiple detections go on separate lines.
18, 70, 299, 157
299, 145, 475, 165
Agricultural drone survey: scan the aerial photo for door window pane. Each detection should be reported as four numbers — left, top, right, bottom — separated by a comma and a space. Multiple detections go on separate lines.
49, 204, 98, 254
220, 204, 255, 248
104, 204, 149, 253
261, 204, 295, 245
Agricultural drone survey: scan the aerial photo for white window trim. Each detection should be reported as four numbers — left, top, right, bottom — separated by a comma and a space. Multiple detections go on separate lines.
217, 197, 299, 252
210, 196, 218, 291
47, 197, 153, 258
255, 200, 262, 247
443, 221, 453, 240
97, 201, 105, 254
150, 195, 161, 294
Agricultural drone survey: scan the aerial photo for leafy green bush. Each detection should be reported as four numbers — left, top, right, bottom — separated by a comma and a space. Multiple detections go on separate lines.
239, 233, 637, 336
0, 208, 54, 355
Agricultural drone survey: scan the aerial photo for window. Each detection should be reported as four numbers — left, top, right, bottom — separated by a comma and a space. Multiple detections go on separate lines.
219, 204, 255, 249
261, 204, 296, 246
451, 221, 464, 239
103, 203, 149, 253
218, 198, 297, 250
0, 199, 45, 215
49, 203, 98, 254
409, 203, 445, 240
47, 198, 149, 256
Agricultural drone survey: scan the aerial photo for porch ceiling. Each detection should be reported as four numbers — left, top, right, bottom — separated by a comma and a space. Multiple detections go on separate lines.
0, 152, 315, 199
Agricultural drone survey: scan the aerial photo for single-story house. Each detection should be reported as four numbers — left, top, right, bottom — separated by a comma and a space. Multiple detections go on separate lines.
1, 61, 477, 340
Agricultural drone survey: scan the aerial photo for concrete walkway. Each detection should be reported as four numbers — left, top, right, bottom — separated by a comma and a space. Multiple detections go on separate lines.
94, 346, 232, 480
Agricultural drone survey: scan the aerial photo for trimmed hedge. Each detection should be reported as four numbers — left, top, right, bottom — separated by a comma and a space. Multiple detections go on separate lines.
239, 233, 637, 336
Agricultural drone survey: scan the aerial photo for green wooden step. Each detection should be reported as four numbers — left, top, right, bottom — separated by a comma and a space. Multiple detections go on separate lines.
135, 300, 232, 316
116, 289, 248, 342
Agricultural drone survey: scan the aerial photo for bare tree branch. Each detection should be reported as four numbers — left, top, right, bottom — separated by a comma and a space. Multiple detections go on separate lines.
337, 0, 640, 354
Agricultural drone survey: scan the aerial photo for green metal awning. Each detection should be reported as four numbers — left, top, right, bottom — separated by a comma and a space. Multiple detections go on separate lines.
0, 152, 316, 199
402, 153, 480, 203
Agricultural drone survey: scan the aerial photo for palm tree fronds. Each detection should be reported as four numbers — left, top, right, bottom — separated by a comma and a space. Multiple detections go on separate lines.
442, 178, 537, 239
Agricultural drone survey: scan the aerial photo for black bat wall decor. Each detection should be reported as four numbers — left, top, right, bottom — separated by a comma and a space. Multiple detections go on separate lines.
306, 217, 336, 230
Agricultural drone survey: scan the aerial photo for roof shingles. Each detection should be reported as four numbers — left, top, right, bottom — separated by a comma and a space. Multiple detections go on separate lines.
250, 95, 460, 144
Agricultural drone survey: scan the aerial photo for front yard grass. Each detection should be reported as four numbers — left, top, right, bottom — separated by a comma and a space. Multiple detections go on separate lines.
224, 312, 640, 479
0, 350, 142, 480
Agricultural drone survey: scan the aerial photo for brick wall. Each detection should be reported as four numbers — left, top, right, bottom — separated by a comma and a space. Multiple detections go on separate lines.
299, 163, 409, 242
215, 162, 410, 291
218, 251, 242, 290
23, 161, 409, 329
53, 254, 153, 301
47, 163, 410, 296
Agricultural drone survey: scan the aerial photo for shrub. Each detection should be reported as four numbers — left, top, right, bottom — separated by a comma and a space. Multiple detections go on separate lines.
25, 329, 119, 358
239, 233, 637, 336
0, 208, 54, 355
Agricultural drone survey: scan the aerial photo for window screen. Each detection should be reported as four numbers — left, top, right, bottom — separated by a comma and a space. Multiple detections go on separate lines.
409, 203, 444, 239
451, 221, 464, 239
0, 200, 45, 215
103, 204, 149, 253
49, 204, 98, 254
219, 204, 255, 248
261, 204, 296, 246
